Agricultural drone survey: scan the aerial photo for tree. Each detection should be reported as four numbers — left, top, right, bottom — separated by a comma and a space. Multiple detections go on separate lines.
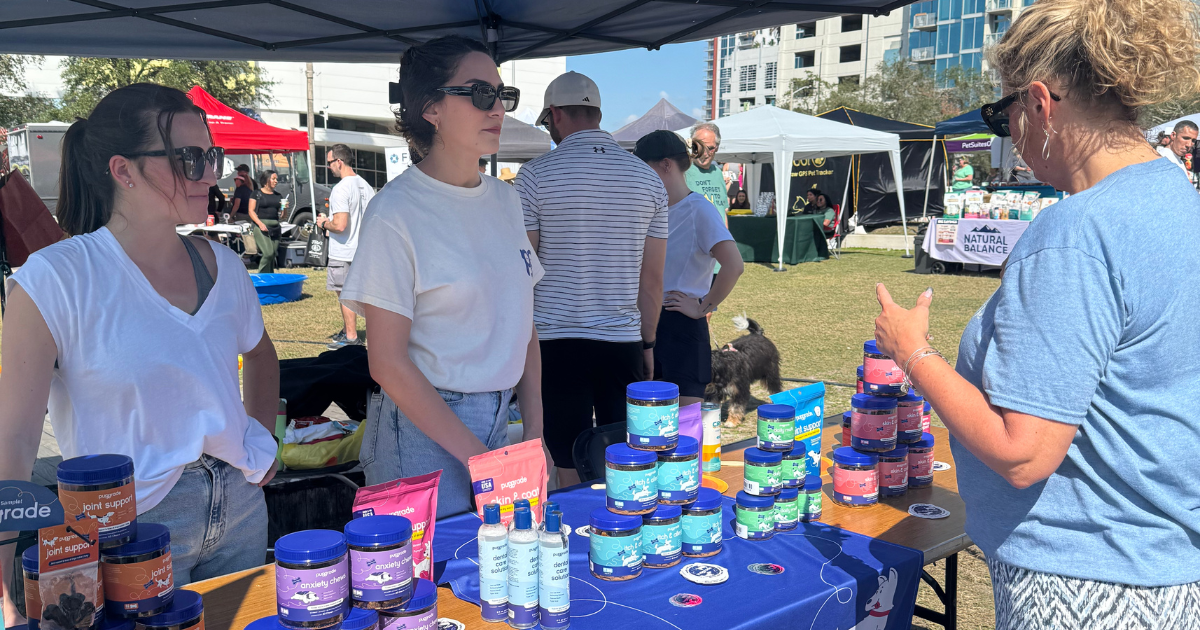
0, 55, 61, 127
56, 58, 273, 119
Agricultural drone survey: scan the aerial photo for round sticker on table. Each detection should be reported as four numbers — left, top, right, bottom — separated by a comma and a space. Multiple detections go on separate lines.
680, 563, 729, 585
669, 593, 703, 608
747, 563, 785, 575
932, 461, 952, 472
574, 525, 591, 538
908, 503, 950, 519
436, 620, 465, 630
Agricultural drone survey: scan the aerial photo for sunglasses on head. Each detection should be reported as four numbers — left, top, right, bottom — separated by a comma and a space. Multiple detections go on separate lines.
123, 146, 225, 181
437, 83, 520, 112
981, 89, 1062, 138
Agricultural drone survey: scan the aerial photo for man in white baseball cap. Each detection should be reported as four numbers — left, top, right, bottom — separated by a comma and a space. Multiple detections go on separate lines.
535, 71, 603, 143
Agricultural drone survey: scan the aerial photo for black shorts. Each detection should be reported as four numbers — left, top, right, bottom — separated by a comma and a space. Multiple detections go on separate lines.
540, 339, 644, 469
654, 308, 712, 399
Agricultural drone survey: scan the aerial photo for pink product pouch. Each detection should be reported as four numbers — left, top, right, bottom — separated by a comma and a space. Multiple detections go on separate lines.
468, 439, 548, 527
352, 470, 441, 581
678, 402, 703, 479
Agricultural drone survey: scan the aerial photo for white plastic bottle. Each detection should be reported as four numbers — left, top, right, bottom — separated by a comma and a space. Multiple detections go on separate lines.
478, 503, 509, 623
506, 506, 539, 629
538, 510, 570, 629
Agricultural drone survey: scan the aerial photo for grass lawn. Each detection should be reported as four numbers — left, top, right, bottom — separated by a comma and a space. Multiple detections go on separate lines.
0, 248, 1001, 629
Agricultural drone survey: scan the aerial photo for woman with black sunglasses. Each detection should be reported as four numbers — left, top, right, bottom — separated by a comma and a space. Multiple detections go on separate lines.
339, 36, 546, 518
0, 84, 280, 620
872, 0, 1200, 627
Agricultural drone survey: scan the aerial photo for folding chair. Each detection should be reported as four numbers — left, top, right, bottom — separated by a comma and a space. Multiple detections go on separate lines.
827, 203, 846, 259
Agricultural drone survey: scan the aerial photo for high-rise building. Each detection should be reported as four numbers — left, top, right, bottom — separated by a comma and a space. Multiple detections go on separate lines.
776, 14, 903, 106
704, 29, 779, 120
904, 0, 1032, 82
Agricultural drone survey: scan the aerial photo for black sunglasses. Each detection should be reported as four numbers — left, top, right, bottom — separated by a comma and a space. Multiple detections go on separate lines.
124, 146, 225, 181
981, 89, 1062, 137
436, 83, 520, 112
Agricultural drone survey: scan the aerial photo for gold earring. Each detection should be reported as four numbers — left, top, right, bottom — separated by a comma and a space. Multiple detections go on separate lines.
433, 121, 439, 133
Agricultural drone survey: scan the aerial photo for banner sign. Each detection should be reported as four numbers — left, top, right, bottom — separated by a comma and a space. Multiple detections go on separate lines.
945, 137, 994, 153
921, 218, 1031, 266
0, 480, 65, 533
788, 156, 850, 213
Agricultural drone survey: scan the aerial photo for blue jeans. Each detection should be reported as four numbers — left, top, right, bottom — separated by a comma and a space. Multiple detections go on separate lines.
361, 388, 511, 519
140, 455, 268, 585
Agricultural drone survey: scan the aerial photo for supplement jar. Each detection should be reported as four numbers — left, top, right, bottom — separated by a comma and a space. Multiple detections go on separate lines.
344, 515, 414, 610
862, 340, 907, 396
781, 445, 807, 489
896, 393, 924, 444
733, 492, 775, 541
908, 433, 936, 489
22, 546, 40, 630
922, 401, 932, 434
801, 475, 823, 522
701, 403, 722, 473
626, 381, 679, 451
101, 523, 174, 618
57, 454, 137, 548
333, 608, 376, 630
656, 437, 700, 505
133, 590, 202, 630
588, 508, 643, 581
604, 443, 659, 515
850, 394, 898, 452
856, 366, 864, 394
774, 488, 799, 531
841, 411, 852, 448
755, 404, 796, 452
640, 505, 683, 569
680, 489, 723, 558
274, 530, 348, 630
832, 447, 878, 508
105, 615, 135, 630
378, 579, 436, 630
878, 444, 909, 498
742, 448, 783, 496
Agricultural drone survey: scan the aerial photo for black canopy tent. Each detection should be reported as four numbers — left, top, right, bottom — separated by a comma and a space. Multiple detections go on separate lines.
787, 107, 946, 226
612, 98, 698, 150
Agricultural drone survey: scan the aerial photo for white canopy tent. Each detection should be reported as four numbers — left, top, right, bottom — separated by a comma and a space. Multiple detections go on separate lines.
681, 106, 908, 268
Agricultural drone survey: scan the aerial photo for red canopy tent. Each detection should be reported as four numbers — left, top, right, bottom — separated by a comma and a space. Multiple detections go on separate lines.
186, 86, 308, 154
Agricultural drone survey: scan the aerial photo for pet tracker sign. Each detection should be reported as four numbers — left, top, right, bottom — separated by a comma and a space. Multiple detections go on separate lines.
38, 520, 103, 630
0, 480, 65, 532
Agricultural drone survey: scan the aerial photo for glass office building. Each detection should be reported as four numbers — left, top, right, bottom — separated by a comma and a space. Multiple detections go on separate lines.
906, 0, 1027, 83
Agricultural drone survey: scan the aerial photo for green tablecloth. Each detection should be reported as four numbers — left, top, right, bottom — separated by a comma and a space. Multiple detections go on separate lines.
727, 214, 830, 264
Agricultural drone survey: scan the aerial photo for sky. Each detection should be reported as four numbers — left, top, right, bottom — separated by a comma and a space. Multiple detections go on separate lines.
566, 40, 708, 132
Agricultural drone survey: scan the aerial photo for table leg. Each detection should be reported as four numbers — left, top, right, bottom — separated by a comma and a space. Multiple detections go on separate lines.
913, 551, 959, 629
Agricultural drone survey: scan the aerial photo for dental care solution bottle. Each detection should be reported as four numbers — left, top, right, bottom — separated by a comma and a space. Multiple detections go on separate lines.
478, 503, 509, 623
538, 510, 570, 629
506, 506, 539, 629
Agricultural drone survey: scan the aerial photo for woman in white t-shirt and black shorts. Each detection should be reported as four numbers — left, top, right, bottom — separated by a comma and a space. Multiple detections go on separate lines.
0, 84, 281, 622
339, 36, 546, 517
634, 131, 745, 405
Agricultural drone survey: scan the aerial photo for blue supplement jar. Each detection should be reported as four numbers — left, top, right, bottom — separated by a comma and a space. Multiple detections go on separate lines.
742, 448, 783, 496
641, 505, 683, 568
656, 436, 700, 505
626, 381, 679, 451
57, 454, 137, 548
832, 448, 879, 508
734, 492, 775, 541
781, 444, 807, 489
133, 590, 203, 630
878, 444, 909, 498
335, 608, 377, 630
104, 614, 135, 630
378, 579, 437, 630
896, 392, 925, 444
604, 443, 659, 515
842, 411, 852, 448
588, 508, 643, 581
801, 475, 823, 522
101, 522, 174, 618
862, 340, 907, 396
774, 488, 800, 531
344, 515, 414, 610
274, 530, 349, 630
680, 488, 724, 558
908, 433, 936, 489
856, 365, 864, 394
755, 404, 796, 452
22, 546, 42, 630
850, 394, 898, 452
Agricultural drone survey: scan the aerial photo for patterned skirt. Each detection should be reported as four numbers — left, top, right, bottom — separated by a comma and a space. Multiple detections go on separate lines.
988, 557, 1200, 630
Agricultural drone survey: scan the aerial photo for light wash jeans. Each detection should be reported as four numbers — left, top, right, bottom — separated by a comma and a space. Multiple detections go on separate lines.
140, 455, 268, 584
361, 388, 511, 519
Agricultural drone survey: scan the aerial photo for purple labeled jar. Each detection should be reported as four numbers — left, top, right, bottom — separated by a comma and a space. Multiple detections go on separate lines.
274, 530, 349, 630
345, 515, 414, 610
379, 579, 437, 630
896, 392, 924, 444
850, 394, 898, 452
878, 444, 909, 498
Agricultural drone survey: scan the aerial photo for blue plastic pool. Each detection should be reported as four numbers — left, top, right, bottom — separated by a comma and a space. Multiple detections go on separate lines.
252, 273, 306, 305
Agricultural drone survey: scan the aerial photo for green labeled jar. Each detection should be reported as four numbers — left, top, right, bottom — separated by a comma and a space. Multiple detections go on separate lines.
734, 492, 775, 541
756, 404, 795, 452
742, 448, 782, 496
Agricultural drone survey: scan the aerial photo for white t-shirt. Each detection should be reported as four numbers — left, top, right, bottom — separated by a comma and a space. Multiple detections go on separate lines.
340, 166, 544, 393
663, 192, 734, 299
1157, 145, 1193, 182
327, 174, 375, 262
9, 229, 277, 513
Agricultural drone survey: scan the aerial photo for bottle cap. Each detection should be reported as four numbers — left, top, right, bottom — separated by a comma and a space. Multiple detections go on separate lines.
483, 503, 501, 525
545, 510, 562, 532
514, 506, 532, 530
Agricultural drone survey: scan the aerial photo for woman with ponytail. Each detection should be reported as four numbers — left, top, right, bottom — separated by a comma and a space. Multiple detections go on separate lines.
0, 84, 280, 622
871, 0, 1200, 626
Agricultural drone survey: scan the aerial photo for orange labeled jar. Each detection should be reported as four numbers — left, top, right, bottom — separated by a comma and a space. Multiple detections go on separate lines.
135, 590, 203, 630
58, 454, 138, 548
22, 546, 40, 630
102, 523, 174, 618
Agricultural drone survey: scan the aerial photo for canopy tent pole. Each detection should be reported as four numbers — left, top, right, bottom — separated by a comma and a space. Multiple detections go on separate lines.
832, 163, 851, 259
922, 135, 937, 219
307, 148, 317, 225
774, 149, 791, 272
889, 149, 911, 257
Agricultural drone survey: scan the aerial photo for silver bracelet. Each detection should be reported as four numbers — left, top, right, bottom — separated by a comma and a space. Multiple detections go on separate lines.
902, 345, 936, 375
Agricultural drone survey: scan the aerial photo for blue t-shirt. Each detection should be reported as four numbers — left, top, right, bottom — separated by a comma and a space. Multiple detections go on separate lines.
953, 157, 1200, 587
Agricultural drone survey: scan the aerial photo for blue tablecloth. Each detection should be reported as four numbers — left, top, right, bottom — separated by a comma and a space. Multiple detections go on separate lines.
431, 486, 922, 630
